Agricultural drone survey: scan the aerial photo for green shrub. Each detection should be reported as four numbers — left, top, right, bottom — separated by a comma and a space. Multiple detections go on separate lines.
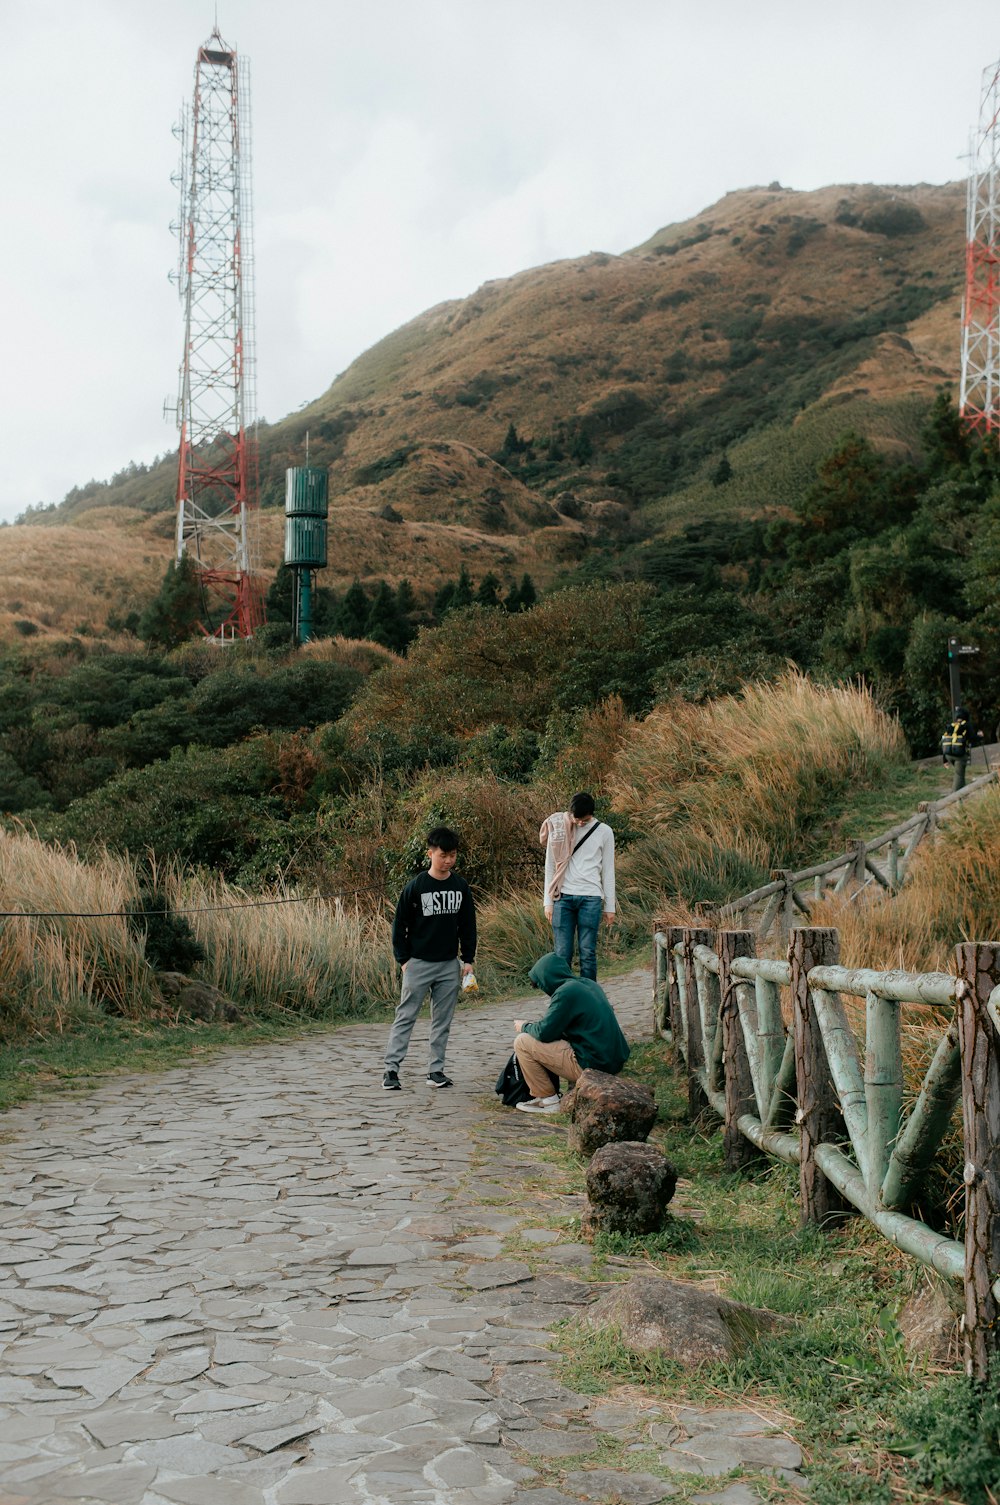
891, 1359, 1000, 1504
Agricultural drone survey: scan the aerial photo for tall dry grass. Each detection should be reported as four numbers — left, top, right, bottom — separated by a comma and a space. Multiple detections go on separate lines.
0, 826, 398, 1040
0, 521, 170, 640
610, 670, 907, 875
167, 867, 397, 1018
299, 636, 401, 675
814, 788, 1000, 974
0, 827, 155, 1031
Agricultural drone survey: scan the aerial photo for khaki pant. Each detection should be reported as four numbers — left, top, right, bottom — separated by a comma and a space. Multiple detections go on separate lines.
514, 1032, 581, 1099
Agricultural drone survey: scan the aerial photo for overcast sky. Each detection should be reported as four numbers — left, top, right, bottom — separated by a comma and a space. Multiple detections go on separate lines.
0, 0, 996, 523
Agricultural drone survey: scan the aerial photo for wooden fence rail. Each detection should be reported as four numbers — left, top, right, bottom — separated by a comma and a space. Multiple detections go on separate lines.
719, 767, 998, 944
653, 924, 1000, 1379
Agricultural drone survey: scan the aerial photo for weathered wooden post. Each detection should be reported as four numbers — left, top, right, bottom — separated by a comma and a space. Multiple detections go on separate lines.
850, 838, 867, 888
682, 926, 714, 1118
887, 837, 900, 890
953, 941, 1000, 1380
790, 927, 849, 1227
718, 929, 764, 1172
778, 873, 795, 944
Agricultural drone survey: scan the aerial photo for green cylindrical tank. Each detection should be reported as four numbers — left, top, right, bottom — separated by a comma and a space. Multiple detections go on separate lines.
285, 466, 329, 517
284, 514, 328, 568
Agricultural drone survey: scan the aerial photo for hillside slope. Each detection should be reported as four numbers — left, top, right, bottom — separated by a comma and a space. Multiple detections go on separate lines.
4, 179, 965, 634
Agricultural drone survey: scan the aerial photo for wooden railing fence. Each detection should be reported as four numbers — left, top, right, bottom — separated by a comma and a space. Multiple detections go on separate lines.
653, 924, 1000, 1379
719, 767, 997, 945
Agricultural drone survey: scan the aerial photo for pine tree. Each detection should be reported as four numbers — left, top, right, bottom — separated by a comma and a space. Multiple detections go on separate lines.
711, 455, 733, 487
138, 556, 203, 650
516, 572, 537, 611
265, 564, 295, 625
365, 580, 409, 652
476, 572, 502, 608
452, 566, 474, 609
433, 580, 456, 620
500, 421, 531, 460
395, 578, 418, 650
571, 430, 593, 464
337, 579, 369, 639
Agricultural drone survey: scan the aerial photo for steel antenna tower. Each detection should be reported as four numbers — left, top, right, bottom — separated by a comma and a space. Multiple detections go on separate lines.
960, 55, 1000, 437
168, 26, 264, 640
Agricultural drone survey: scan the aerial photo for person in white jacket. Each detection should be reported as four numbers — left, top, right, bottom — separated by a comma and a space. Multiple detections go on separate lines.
539, 792, 616, 980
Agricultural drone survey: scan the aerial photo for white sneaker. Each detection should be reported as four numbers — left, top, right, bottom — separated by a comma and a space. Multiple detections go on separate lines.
516, 1094, 561, 1114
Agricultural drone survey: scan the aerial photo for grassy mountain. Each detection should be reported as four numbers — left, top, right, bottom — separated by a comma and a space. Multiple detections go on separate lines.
2, 180, 965, 637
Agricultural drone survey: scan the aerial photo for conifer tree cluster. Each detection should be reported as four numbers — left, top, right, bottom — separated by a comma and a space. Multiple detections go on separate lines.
263, 566, 538, 653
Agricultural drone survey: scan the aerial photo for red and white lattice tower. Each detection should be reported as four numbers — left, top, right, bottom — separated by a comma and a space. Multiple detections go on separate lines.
960, 56, 1000, 437
168, 26, 264, 640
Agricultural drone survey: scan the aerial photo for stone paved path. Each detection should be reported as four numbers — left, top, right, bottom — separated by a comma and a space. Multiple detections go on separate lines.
0, 969, 803, 1505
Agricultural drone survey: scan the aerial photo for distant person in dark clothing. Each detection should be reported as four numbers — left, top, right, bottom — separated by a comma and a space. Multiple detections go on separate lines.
383, 826, 476, 1091
512, 952, 629, 1114
941, 704, 983, 792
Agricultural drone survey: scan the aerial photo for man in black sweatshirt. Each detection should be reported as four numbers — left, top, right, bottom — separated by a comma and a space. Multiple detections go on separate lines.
383, 825, 477, 1090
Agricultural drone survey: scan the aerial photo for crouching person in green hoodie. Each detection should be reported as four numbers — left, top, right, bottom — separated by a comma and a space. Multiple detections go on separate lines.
513, 952, 630, 1114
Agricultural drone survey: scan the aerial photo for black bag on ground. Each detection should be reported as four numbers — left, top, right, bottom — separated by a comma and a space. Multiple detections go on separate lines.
494, 1052, 557, 1107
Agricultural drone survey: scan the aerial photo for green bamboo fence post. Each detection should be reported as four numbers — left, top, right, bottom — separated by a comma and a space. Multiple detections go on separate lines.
654, 931, 669, 1037
954, 941, 1000, 1380
763, 1034, 798, 1130
865, 989, 903, 1200
880, 1020, 961, 1211
683, 926, 714, 1118
719, 930, 764, 1172
810, 986, 870, 1186
667, 925, 686, 1058
754, 973, 785, 1110
695, 949, 724, 1100
790, 927, 849, 1228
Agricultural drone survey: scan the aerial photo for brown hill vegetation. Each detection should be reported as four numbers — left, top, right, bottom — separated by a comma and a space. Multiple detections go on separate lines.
2, 179, 966, 640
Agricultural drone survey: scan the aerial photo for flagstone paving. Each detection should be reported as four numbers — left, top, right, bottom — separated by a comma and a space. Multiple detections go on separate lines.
0, 968, 804, 1504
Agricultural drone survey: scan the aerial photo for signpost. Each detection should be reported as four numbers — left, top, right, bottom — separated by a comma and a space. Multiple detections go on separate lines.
948, 636, 979, 714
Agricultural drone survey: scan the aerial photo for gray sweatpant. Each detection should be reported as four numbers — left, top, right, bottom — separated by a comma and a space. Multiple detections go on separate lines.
384, 956, 461, 1075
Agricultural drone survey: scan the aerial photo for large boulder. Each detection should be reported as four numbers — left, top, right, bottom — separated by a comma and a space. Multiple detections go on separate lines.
568, 1070, 657, 1156
584, 1274, 789, 1370
157, 972, 241, 1023
583, 1141, 677, 1236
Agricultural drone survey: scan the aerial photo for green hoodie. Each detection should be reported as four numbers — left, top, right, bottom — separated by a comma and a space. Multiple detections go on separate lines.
523, 954, 630, 1073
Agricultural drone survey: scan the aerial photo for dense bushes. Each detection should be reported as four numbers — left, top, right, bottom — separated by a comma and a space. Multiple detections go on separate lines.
346, 582, 683, 741
0, 642, 364, 814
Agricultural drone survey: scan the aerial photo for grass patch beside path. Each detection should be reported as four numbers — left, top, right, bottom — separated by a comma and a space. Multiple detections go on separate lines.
544, 1042, 1000, 1505
813, 757, 954, 860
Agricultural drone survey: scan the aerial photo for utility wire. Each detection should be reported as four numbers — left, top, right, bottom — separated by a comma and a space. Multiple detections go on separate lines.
1, 860, 544, 922
0, 887, 387, 921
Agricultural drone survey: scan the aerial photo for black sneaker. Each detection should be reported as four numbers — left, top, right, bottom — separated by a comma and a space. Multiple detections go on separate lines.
426, 1071, 453, 1088
382, 1069, 401, 1090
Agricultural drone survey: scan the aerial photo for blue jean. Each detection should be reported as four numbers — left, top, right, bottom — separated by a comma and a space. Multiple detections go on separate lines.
552, 894, 604, 980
